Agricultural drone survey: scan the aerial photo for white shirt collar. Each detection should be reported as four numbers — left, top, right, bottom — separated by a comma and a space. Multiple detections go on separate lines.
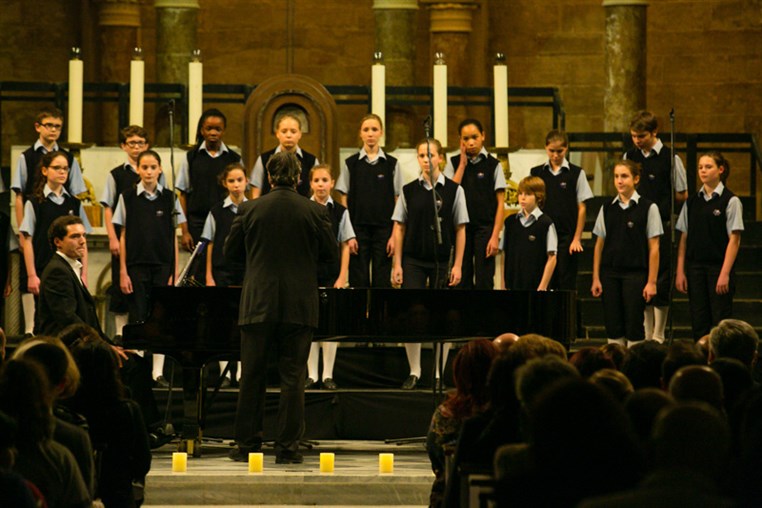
545, 158, 571, 172
418, 172, 446, 188
700, 182, 725, 198
310, 195, 334, 206
275, 145, 304, 158
611, 190, 641, 206
56, 251, 83, 284
199, 141, 229, 155
222, 195, 247, 208
34, 140, 60, 152
641, 138, 664, 157
519, 206, 544, 221
137, 181, 164, 196
43, 184, 70, 198
359, 147, 387, 162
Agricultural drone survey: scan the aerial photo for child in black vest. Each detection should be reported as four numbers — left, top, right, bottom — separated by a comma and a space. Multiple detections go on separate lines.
625, 110, 688, 343
306, 164, 355, 390
12, 107, 87, 336
530, 130, 594, 290
591, 160, 662, 348
176, 109, 241, 267
444, 119, 506, 289
336, 113, 401, 288
501, 176, 557, 291
676, 152, 743, 339
19, 151, 92, 334
392, 139, 469, 390
113, 150, 186, 384
249, 114, 318, 198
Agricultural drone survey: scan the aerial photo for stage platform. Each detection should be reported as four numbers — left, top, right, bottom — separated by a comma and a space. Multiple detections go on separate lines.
143, 440, 431, 507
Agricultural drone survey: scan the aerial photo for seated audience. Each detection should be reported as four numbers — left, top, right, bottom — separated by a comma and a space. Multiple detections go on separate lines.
0, 409, 39, 508
569, 347, 615, 378
600, 342, 627, 371
589, 368, 634, 403
709, 319, 759, 369
668, 365, 724, 412
710, 357, 754, 419
661, 341, 705, 389
621, 340, 668, 389
624, 388, 675, 443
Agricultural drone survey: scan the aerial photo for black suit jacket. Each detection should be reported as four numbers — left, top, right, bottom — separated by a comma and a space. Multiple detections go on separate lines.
224, 186, 338, 328
35, 253, 104, 337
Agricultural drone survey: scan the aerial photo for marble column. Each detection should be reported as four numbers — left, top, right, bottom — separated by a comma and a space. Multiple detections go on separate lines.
155, 0, 199, 146
96, 0, 142, 144
373, 0, 418, 149
421, 0, 478, 148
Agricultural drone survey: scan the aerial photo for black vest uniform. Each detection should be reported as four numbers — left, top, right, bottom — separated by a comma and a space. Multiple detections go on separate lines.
345, 153, 397, 227
530, 163, 581, 239
122, 189, 176, 267
259, 148, 315, 197
22, 146, 76, 201
685, 190, 734, 265
402, 178, 458, 263
185, 147, 241, 223
316, 201, 346, 286
503, 213, 553, 290
601, 197, 653, 273
30, 195, 80, 276
106, 165, 141, 311
209, 202, 245, 286
450, 154, 500, 227
626, 147, 673, 221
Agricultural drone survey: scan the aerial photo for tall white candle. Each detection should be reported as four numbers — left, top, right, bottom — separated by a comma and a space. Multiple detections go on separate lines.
371, 55, 386, 147
493, 55, 509, 148
129, 49, 145, 127
433, 54, 447, 145
188, 51, 203, 145
68, 49, 84, 144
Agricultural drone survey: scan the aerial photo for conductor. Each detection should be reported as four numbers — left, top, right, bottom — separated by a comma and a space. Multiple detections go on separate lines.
225, 151, 338, 464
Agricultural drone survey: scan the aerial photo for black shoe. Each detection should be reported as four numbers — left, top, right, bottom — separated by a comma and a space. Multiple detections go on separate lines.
229, 443, 262, 462
148, 423, 175, 449
219, 377, 232, 389
275, 449, 304, 464
401, 375, 419, 390
23, 332, 34, 339
305, 378, 317, 389
154, 375, 170, 388
322, 378, 338, 390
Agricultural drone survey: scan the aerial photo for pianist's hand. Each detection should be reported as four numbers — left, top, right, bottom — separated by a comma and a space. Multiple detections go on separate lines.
111, 345, 130, 367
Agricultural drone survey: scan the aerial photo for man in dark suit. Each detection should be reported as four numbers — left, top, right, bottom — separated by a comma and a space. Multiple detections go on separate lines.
35, 216, 105, 337
225, 151, 337, 464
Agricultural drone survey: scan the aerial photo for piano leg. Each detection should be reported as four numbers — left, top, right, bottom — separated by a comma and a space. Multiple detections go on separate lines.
180, 362, 204, 457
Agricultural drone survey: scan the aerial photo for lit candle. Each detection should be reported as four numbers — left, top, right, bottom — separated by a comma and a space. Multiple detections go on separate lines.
248, 452, 264, 474
379, 453, 394, 474
371, 52, 386, 147
68, 47, 84, 144
433, 52, 447, 145
129, 48, 144, 127
493, 53, 509, 148
188, 49, 203, 145
319, 452, 335, 474
172, 452, 187, 473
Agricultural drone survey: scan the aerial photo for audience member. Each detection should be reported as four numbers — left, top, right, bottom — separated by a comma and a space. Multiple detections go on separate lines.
624, 388, 675, 443
569, 346, 616, 378
661, 341, 705, 389
0, 409, 38, 508
696, 334, 711, 362
709, 319, 759, 369
668, 365, 724, 412
492, 332, 518, 351
710, 357, 754, 417
600, 342, 627, 370
621, 340, 667, 389
589, 368, 634, 403
731, 386, 762, 507
515, 355, 580, 413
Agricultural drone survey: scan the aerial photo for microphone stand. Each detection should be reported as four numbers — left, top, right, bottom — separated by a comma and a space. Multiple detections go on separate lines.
667, 108, 676, 345
168, 99, 179, 287
424, 116, 443, 288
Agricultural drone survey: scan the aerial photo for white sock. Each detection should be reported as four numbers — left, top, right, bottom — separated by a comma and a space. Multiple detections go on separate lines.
627, 340, 641, 348
21, 293, 35, 335
643, 306, 655, 341
218, 360, 231, 379
404, 343, 421, 378
114, 313, 129, 336
152, 354, 165, 380
433, 343, 452, 379
236, 361, 242, 382
607, 338, 626, 347
321, 342, 338, 380
652, 306, 668, 343
307, 343, 320, 381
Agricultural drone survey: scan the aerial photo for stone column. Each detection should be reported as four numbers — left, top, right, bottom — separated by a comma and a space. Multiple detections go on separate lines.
155, 0, 199, 146
421, 0, 478, 148
96, 0, 142, 144
603, 0, 648, 193
373, 0, 418, 149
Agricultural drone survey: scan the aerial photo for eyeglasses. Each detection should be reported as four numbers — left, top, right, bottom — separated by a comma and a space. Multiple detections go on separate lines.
125, 141, 147, 148
49, 165, 70, 172
40, 123, 63, 130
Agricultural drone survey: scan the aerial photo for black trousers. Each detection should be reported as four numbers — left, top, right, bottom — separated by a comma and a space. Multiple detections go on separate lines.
459, 224, 495, 290
109, 225, 128, 313
402, 257, 449, 289
235, 322, 313, 453
125, 263, 172, 323
349, 224, 392, 288
601, 269, 648, 341
551, 236, 579, 290
686, 263, 734, 340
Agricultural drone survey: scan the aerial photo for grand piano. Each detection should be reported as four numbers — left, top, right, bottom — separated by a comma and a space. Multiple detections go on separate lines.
123, 287, 576, 450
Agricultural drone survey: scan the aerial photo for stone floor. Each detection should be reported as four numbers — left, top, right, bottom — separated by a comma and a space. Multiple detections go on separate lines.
143, 440, 432, 507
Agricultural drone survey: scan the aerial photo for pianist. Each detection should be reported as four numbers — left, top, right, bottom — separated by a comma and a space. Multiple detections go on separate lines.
224, 151, 337, 465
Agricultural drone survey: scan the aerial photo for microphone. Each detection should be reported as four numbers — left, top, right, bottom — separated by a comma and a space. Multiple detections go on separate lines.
669, 108, 675, 121
423, 115, 432, 139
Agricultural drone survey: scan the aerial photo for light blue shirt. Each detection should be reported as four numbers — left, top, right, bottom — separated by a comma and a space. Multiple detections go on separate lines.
443, 147, 508, 192
499, 207, 558, 254
175, 141, 233, 193
20, 185, 92, 236
12, 140, 86, 195
99, 162, 166, 208
392, 172, 469, 226
112, 182, 187, 227
336, 148, 403, 196
200, 196, 248, 241
623, 139, 688, 193
249, 146, 319, 189
675, 182, 744, 235
592, 191, 664, 239
311, 195, 356, 243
